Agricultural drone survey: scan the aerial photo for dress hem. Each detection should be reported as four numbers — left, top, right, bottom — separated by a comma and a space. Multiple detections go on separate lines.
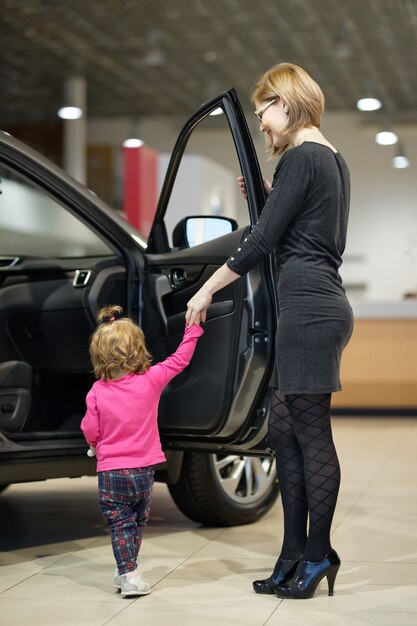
269, 384, 342, 394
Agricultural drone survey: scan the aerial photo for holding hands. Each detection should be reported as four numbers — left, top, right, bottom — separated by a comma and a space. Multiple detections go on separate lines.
186, 288, 212, 327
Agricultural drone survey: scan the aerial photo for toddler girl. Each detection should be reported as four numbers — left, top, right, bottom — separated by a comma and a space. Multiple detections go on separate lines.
81, 305, 203, 597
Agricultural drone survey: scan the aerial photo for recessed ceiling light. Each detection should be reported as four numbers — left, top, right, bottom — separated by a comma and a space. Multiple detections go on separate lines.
357, 98, 382, 111
392, 155, 410, 169
375, 131, 398, 145
122, 138, 145, 148
57, 106, 83, 120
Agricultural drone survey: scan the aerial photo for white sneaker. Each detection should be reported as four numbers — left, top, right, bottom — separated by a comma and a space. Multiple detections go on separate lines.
114, 568, 121, 590
120, 570, 151, 597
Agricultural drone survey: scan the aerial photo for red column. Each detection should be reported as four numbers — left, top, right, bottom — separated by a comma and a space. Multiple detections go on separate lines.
123, 145, 158, 238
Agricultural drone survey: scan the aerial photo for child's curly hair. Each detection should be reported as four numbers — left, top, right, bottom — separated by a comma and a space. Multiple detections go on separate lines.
89, 305, 152, 380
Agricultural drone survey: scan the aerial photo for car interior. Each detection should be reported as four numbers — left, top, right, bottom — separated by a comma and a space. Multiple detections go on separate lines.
0, 162, 129, 443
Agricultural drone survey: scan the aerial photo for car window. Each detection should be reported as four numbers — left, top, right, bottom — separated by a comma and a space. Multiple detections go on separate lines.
159, 110, 247, 248
0, 163, 112, 258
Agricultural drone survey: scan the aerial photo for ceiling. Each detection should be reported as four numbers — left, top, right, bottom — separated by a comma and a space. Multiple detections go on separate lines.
2, 0, 417, 127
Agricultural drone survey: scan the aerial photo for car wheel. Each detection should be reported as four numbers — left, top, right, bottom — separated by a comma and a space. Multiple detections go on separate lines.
0, 485, 9, 494
168, 451, 279, 526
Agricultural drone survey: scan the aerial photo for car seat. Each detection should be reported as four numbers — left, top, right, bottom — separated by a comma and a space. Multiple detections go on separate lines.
0, 361, 32, 433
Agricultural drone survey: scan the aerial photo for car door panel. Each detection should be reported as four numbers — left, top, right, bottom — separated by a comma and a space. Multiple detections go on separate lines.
0, 257, 126, 367
145, 227, 245, 336
144, 240, 275, 443
164, 301, 234, 336
143, 269, 245, 437
146, 266, 235, 337
145, 89, 277, 448
0, 256, 128, 434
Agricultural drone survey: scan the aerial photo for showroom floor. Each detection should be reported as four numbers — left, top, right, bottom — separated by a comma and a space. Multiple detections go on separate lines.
1, 416, 417, 626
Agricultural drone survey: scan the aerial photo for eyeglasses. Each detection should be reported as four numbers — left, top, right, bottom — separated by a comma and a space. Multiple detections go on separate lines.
254, 98, 278, 122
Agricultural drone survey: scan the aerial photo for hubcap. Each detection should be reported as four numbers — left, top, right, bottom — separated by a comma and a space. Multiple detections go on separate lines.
211, 454, 277, 505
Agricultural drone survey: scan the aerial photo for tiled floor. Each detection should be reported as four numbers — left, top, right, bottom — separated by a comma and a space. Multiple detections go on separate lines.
1, 416, 417, 625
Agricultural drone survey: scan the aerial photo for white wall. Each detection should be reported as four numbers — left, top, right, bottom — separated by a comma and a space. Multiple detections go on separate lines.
158, 153, 237, 246
88, 111, 417, 301
322, 115, 417, 301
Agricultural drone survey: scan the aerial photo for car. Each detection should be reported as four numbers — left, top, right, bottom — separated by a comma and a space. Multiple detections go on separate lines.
0, 89, 280, 526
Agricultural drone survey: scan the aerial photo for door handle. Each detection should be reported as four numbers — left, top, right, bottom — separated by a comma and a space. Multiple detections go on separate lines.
170, 268, 188, 288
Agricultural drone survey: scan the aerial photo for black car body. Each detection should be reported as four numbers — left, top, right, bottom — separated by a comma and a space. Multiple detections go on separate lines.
0, 90, 279, 526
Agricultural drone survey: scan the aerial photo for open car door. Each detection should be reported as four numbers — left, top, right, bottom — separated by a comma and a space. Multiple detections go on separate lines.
144, 89, 278, 455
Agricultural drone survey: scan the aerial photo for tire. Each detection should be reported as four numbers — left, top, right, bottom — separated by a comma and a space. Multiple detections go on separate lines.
168, 451, 279, 526
0, 485, 9, 494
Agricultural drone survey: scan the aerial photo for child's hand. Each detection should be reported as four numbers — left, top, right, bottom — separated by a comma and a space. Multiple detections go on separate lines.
87, 446, 96, 457
186, 313, 201, 327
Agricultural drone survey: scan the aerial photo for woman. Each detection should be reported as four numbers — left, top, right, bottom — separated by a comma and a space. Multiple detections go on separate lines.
185, 63, 353, 600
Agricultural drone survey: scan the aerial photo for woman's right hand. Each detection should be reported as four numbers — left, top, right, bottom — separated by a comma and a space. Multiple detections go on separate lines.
237, 176, 272, 200
186, 288, 212, 326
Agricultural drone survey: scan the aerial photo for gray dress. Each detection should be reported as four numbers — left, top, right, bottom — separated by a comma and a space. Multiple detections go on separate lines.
227, 142, 354, 395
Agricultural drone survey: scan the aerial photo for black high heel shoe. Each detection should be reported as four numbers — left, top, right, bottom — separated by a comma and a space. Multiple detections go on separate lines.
252, 557, 300, 594
274, 549, 340, 599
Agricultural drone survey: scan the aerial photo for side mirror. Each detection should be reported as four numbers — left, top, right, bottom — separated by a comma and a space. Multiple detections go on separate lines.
172, 216, 238, 249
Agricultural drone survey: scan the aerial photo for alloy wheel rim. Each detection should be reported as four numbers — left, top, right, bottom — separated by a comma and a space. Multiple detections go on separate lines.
211, 454, 277, 505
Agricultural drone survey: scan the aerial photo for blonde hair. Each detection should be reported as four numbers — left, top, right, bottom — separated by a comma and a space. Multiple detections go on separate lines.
89, 305, 152, 380
252, 63, 325, 157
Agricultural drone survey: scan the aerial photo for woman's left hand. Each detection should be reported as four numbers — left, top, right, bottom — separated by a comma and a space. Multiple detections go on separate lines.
186, 289, 212, 326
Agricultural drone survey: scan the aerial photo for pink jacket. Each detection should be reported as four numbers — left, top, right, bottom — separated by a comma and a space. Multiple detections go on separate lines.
81, 323, 204, 471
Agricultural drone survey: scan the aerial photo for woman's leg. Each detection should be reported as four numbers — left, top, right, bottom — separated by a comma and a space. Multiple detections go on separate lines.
268, 390, 308, 560
286, 393, 340, 561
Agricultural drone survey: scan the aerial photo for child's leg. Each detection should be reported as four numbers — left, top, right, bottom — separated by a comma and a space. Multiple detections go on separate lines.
98, 469, 140, 575
130, 466, 155, 561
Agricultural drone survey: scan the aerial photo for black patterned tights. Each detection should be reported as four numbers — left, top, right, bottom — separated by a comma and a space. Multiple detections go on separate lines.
268, 390, 340, 562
